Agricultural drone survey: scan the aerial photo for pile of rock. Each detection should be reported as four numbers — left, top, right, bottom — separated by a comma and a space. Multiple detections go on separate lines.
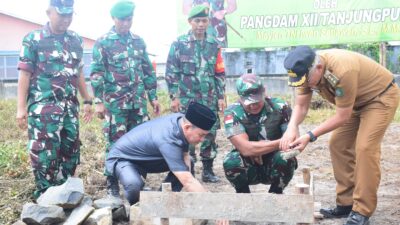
13, 177, 129, 225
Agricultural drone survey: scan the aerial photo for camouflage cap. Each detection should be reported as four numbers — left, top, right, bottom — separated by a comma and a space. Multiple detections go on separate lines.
188, 5, 209, 19
284, 45, 316, 87
50, 0, 74, 15
236, 74, 265, 106
110, 0, 135, 19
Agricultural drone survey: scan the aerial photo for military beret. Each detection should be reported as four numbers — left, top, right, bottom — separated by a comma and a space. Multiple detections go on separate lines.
185, 102, 216, 131
236, 74, 265, 105
110, 0, 135, 19
50, 0, 74, 15
284, 45, 316, 87
188, 5, 209, 19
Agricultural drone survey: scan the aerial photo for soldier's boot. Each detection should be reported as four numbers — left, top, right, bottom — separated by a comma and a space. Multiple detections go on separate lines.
201, 160, 220, 183
268, 183, 283, 194
106, 176, 120, 198
235, 185, 250, 193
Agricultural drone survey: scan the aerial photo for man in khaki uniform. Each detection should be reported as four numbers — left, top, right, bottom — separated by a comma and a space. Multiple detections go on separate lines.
280, 46, 399, 225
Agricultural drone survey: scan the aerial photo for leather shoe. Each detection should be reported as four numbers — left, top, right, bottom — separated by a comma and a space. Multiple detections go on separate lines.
320, 205, 352, 218
344, 211, 370, 225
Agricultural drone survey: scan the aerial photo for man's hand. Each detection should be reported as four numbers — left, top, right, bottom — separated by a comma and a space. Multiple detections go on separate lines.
82, 104, 93, 123
288, 134, 311, 152
16, 108, 28, 130
151, 100, 160, 116
218, 99, 226, 112
279, 126, 299, 151
251, 156, 263, 165
170, 98, 180, 113
213, 10, 226, 20
95, 103, 106, 119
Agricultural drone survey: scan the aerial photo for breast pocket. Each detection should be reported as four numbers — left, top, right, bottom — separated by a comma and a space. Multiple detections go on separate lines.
37, 42, 63, 76
180, 56, 196, 76
109, 53, 129, 73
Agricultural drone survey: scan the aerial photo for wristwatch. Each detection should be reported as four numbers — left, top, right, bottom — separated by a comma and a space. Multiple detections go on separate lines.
307, 131, 317, 142
169, 94, 176, 101
83, 100, 93, 105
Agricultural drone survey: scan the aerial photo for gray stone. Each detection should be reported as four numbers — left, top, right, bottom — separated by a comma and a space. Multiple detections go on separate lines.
112, 205, 128, 221
63, 202, 95, 225
83, 207, 112, 225
93, 196, 123, 210
37, 177, 84, 209
21, 203, 66, 225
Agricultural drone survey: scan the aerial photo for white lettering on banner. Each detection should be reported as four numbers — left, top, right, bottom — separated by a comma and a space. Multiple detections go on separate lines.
314, 0, 338, 9
240, 8, 400, 30
240, 15, 298, 29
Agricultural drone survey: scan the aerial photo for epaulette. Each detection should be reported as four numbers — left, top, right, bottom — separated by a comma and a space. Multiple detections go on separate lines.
323, 70, 339, 88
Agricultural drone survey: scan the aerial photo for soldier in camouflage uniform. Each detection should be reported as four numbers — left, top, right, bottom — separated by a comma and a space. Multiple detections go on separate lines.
90, 0, 160, 197
223, 74, 297, 193
16, 0, 93, 199
183, 0, 237, 48
166, 5, 226, 183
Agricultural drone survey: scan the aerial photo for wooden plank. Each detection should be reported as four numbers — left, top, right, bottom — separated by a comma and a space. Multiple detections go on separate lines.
139, 192, 314, 223
302, 167, 311, 185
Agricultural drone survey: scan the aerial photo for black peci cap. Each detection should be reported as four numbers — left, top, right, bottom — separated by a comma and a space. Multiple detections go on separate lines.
185, 102, 216, 131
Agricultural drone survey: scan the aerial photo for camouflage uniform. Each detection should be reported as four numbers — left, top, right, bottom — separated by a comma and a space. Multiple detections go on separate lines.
165, 30, 225, 162
90, 27, 157, 170
17, 23, 84, 198
192, 0, 228, 47
223, 97, 298, 193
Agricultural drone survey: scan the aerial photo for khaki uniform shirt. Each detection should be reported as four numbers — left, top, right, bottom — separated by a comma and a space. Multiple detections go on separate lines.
297, 49, 393, 108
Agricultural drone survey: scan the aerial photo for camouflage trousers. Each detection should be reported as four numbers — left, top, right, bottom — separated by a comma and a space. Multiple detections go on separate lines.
223, 150, 298, 193
27, 112, 80, 199
189, 117, 219, 162
103, 108, 148, 175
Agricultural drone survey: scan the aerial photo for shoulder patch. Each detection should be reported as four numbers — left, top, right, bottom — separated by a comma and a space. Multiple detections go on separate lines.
335, 87, 344, 97
323, 71, 339, 88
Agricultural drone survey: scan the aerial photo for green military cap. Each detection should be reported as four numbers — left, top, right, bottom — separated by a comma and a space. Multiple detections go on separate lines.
236, 74, 265, 105
188, 5, 209, 19
110, 0, 135, 19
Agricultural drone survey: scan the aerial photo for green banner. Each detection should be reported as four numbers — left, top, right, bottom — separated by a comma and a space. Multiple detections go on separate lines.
177, 0, 400, 48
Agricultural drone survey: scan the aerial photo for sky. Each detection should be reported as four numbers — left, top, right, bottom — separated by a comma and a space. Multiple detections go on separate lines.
1, 0, 183, 62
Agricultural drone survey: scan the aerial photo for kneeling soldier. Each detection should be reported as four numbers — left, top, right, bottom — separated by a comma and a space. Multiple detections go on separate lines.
223, 74, 297, 193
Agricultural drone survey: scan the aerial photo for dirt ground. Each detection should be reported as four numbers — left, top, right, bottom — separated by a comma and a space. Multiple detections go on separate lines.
2, 123, 398, 224
80, 123, 400, 225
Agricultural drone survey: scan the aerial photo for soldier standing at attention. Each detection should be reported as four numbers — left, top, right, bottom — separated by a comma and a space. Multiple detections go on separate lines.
16, 0, 93, 199
183, 0, 237, 48
223, 74, 297, 194
166, 5, 226, 183
90, 0, 160, 197
281, 46, 400, 225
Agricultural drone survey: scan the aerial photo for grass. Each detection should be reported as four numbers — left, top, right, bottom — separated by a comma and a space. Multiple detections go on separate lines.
0, 92, 399, 223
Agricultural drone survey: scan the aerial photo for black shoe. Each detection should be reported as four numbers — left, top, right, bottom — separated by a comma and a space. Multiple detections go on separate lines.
106, 176, 120, 197
344, 211, 369, 225
201, 160, 220, 183
235, 185, 250, 193
320, 205, 353, 218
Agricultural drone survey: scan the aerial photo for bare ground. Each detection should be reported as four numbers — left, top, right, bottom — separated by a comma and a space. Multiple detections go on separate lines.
1, 123, 399, 225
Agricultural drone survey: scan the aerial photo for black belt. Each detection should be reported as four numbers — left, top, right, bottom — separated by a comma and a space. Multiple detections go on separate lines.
354, 79, 395, 110
380, 79, 396, 96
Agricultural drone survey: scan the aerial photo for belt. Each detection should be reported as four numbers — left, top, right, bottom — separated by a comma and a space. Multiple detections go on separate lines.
354, 79, 395, 110
380, 79, 396, 96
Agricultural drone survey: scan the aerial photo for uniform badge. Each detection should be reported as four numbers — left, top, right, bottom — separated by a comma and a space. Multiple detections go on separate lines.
224, 114, 234, 125
335, 87, 344, 97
